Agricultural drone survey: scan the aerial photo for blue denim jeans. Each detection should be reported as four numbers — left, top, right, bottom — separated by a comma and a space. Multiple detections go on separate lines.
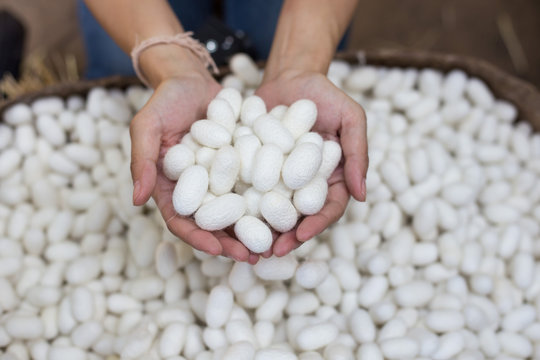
78, 0, 347, 79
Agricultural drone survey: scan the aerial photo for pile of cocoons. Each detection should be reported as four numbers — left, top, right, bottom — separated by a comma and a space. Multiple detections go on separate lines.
0, 52, 539, 360
164, 87, 341, 254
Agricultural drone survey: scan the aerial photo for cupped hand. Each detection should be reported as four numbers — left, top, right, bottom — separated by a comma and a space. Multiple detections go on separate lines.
130, 73, 260, 264
256, 70, 368, 257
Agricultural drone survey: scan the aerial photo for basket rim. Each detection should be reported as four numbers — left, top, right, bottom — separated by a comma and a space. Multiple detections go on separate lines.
337, 49, 540, 128
1, 48, 539, 127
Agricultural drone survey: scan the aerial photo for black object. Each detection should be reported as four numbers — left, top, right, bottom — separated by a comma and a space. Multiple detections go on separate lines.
0, 11, 26, 80
194, 16, 256, 67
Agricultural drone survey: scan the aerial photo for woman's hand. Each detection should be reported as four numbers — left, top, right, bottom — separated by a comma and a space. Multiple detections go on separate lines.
256, 69, 368, 257
129, 66, 260, 264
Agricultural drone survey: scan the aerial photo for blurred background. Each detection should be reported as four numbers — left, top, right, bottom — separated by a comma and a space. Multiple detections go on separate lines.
1, 0, 539, 98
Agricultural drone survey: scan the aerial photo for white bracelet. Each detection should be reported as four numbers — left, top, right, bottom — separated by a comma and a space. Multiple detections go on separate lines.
131, 32, 219, 87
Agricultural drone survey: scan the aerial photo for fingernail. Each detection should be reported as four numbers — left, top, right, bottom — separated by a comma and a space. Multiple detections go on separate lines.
133, 180, 140, 204
361, 178, 366, 201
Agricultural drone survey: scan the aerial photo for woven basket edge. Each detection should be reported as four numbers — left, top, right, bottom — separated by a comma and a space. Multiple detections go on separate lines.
2, 49, 539, 129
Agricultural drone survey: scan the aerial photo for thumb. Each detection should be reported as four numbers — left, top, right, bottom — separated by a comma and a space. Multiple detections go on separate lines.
340, 101, 368, 201
129, 111, 161, 205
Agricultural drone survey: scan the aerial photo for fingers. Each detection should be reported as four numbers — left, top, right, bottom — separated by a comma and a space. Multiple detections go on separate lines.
248, 253, 260, 265
214, 232, 251, 262
165, 216, 223, 255
261, 249, 273, 258
153, 172, 259, 262
272, 161, 351, 256
167, 216, 253, 262
152, 180, 222, 255
340, 101, 368, 202
296, 180, 349, 241
216, 228, 260, 263
272, 230, 302, 257
130, 110, 161, 205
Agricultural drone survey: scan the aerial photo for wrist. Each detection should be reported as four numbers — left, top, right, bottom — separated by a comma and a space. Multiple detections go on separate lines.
262, 2, 337, 82
263, 42, 334, 83
263, 0, 358, 83
263, 52, 332, 83
138, 43, 214, 88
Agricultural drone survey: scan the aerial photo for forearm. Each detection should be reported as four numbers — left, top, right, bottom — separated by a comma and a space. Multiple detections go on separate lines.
84, 0, 183, 51
264, 0, 358, 80
84, 0, 209, 87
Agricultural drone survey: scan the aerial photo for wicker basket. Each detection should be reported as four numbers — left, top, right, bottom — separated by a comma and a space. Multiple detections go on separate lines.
2, 49, 539, 129
336, 49, 540, 129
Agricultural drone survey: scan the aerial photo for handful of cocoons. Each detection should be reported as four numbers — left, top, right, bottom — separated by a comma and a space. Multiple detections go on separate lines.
164, 92, 341, 253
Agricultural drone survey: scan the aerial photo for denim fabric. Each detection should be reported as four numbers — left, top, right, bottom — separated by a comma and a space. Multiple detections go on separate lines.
223, 0, 284, 59
78, 0, 348, 79
78, 0, 213, 78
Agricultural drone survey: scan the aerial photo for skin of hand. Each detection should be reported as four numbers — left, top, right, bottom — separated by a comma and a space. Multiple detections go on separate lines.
84, 0, 261, 263
253, 0, 366, 258
256, 69, 368, 258
130, 62, 261, 265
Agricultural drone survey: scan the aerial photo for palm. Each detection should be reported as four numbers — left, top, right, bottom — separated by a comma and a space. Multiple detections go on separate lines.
256, 72, 368, 257
258, 73, 344, 137
131, 76, 260, 264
